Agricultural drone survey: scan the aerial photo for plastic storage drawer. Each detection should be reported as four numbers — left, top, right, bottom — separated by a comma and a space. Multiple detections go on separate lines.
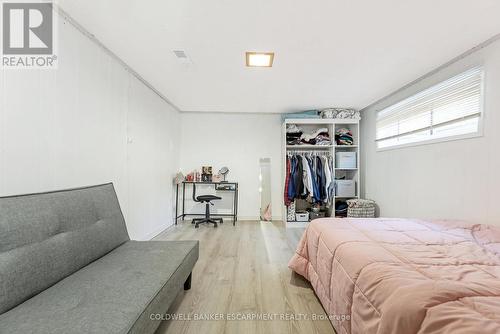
335, 152, 357, 169
335, 180, 356, 197
295, 212, 309, 222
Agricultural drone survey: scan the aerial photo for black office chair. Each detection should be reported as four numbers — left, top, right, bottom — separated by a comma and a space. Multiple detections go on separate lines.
192, 183, 223, 228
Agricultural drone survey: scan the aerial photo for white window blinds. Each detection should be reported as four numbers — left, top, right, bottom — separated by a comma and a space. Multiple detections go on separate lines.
376, 67, 484, 149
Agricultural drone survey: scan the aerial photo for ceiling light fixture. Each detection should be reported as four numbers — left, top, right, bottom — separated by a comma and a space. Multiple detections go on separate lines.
246, 52, 274, 67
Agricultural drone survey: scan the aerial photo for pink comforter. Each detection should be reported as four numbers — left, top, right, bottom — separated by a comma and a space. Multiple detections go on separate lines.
289, 218, 500, 334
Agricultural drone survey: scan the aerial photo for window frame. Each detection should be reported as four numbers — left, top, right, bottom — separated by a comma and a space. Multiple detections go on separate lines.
375, 67, 485, 152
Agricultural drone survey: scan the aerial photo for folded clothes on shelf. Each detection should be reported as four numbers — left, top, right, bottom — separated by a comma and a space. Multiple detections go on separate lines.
286, 124, 302, 133
286, 124, 303, 145
335, 200, 348, 217
314, 134, 331, 145
335, 128, 354, 145
286, 125, 332, 146
300, 127, 330, 145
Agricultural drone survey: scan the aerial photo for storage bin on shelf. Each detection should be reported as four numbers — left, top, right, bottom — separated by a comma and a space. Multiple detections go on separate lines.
335, 152, 357, 169
295, 211, 309, 222
346, 199, 376, 218
335, 180, 356, 197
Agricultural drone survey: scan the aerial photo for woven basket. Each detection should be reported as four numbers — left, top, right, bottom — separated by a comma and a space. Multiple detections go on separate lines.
287, 201, 296, 221
346, 199, 376, 218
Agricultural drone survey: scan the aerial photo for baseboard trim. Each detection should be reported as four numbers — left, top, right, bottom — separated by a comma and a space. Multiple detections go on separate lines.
135, 221, 174, 241
238, 216, 283, 221
145, 217, 286, 239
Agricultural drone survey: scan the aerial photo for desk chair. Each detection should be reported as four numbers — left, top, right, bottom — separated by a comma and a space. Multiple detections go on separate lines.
192, 183, 223, 228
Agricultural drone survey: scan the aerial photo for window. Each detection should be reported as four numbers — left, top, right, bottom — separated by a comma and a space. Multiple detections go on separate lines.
376, 67, 484, 149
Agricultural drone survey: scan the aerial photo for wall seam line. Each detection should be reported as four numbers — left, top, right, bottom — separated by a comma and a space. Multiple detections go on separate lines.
53, 4, 182, 113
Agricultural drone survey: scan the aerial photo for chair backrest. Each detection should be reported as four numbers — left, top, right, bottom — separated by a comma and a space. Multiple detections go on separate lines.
192, 183, 200, 202
0, 183, 130, 314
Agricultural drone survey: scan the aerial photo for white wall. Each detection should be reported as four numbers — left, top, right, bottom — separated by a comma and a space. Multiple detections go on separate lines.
179, 113, 282, 220
360, 37, 500, 225
0, 13, 180, 240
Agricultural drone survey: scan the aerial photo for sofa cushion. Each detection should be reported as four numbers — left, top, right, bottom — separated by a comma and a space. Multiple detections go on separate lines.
0, 240, 199, 334
0, 184, 130, 314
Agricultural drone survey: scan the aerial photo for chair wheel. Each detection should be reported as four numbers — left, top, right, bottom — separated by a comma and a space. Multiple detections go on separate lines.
195, 225, 199, 228
214, 224, 218, 228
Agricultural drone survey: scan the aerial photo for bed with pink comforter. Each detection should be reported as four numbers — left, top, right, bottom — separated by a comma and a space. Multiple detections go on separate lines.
289, 218, 500, 334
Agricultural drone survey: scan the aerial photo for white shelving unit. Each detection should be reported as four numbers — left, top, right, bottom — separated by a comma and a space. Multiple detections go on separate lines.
282, 118, 360, 228
286, 145, 333, 149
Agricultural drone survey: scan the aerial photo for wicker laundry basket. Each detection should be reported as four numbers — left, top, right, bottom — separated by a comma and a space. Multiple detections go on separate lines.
346, 199, 376, 218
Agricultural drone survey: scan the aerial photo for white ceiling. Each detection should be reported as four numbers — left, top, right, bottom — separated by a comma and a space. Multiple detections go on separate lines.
59, 0, 500, 113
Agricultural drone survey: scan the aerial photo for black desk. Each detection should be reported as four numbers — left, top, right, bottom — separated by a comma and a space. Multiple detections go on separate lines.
175, 181, 239, 225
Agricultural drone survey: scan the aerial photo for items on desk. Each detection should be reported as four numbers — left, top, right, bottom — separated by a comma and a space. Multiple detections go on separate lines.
184, 166, 229, 183
201, 166, 213, 182
174, 172, 185, 184
185, 171, 195, 181
185, 170, 201, 182
215, 184, 235, 191
202, 166, 212, 174
219, 167, 230, 182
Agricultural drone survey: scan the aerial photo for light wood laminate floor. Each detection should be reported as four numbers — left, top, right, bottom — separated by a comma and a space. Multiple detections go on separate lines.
154, 220, 335, 334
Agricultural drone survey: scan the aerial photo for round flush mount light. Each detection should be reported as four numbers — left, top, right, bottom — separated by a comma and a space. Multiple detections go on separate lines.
246, 52, 274, 67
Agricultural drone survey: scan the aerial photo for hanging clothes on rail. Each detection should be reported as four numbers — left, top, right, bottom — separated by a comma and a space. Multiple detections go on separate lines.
306, 155, 320, 203
302, 156, 313, 197
320, 155, 332, 203
314, 156, 325, 203
294, 155, 305, 199
284, 151, 334, 205
287, 155, 297, 200
284, 157, 292, 206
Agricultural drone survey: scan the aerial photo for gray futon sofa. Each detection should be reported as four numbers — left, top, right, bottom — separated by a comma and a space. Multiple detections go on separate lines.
0, 183, 198, 334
